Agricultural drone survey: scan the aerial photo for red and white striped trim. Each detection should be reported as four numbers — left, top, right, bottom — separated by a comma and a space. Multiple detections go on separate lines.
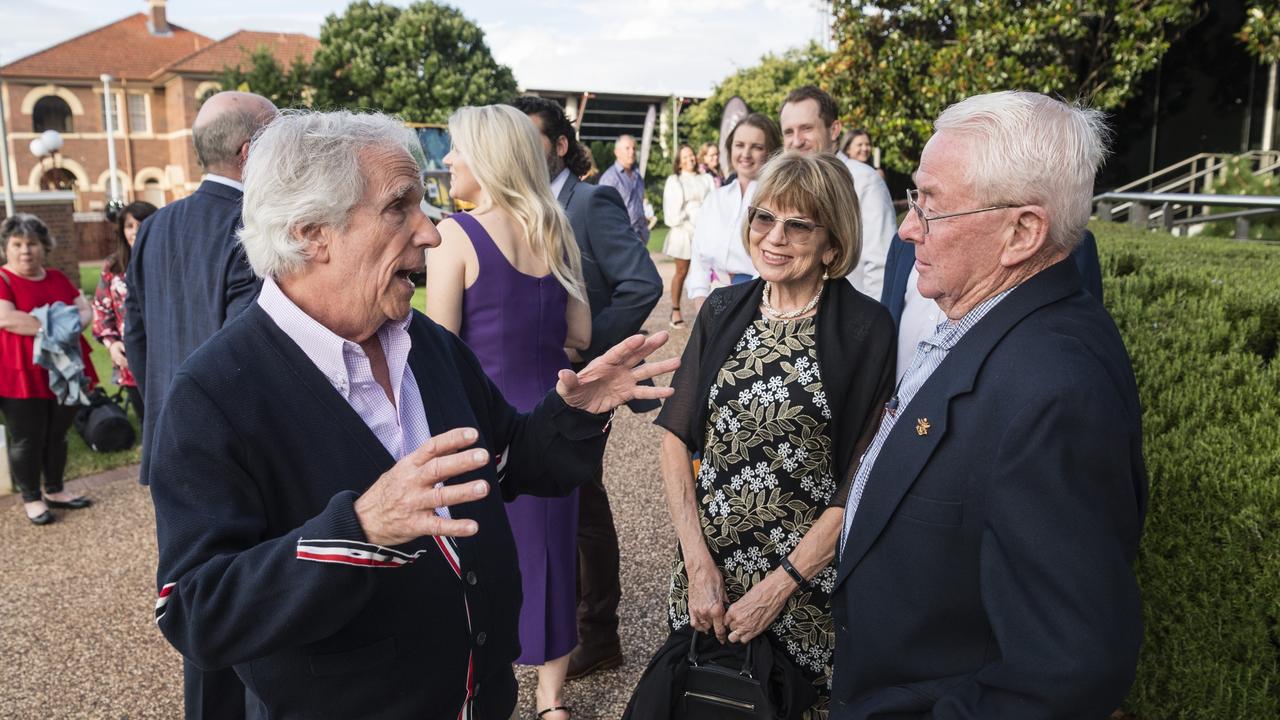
430, 535, 475, 720
296, 539, 428, 568
494, 446, 509, 485
154, 582, 176, 624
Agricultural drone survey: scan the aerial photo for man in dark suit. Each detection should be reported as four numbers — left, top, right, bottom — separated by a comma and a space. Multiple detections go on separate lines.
880, 230, 1105, 377
829, 91, 1147, 718
149, 109, 677, 719
124, 90, 275, 720
125, 91, 276, 459
513, 96, 663, 679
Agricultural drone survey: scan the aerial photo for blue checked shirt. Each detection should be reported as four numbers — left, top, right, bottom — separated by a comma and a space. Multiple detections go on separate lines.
839, 287, 1016, 555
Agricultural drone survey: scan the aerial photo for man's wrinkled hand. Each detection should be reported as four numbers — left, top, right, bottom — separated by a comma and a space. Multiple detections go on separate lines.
555, 332, 679, 414
354, 427, 491, 546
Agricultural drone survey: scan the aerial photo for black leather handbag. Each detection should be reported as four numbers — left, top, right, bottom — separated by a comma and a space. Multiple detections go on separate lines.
675, 631, 773, 720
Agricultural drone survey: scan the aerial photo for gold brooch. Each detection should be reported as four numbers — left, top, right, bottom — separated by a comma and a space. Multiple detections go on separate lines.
916, 418, 931, 436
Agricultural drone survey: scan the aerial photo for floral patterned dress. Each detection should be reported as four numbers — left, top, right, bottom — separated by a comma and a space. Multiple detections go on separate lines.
668, 315, 839, 716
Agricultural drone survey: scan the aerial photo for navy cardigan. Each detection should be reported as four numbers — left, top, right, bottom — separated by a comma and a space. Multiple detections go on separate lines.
150, 304, 611, 719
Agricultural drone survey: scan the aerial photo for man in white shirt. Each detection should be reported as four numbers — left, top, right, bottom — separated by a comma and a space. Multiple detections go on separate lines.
780, 86, 897, 300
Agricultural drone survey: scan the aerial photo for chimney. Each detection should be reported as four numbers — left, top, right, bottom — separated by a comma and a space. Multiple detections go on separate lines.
147, 0, 172, 36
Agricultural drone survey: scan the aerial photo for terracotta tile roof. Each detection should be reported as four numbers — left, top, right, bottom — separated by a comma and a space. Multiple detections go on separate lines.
0, 14, 213, 81
167, 31, 319, 75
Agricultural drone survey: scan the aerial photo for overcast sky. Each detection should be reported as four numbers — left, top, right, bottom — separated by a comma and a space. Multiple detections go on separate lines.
0, 0, 829, 97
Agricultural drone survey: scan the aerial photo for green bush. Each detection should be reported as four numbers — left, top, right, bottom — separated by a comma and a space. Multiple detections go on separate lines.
1092, 222, 1280, 718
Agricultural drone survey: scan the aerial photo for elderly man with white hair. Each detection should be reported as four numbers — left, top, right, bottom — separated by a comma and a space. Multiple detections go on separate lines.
828, 91, 1147, 719
147, 110, 677, 719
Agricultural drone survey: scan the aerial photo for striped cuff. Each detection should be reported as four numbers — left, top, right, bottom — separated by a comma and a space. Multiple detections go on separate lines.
296, 538, 429, 568
154, 581, 176, 624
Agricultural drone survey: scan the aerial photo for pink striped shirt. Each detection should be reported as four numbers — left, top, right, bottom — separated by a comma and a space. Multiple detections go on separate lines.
257, 278, 446, 517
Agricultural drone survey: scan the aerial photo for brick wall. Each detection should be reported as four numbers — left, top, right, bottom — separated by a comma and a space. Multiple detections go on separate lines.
0, 192, 80, 283
75, 213, 116, 262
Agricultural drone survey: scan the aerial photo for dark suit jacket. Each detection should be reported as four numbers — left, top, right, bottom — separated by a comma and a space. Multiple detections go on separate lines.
831, 258, 1147, 719
150, 305, 611, 719
880, 230, 1104, 324
557, 174, 661, 361
559, 174, 662, 412
124, 180, 261, 467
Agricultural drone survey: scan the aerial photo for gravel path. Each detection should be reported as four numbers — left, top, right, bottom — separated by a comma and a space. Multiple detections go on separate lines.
0, 256, 687, 719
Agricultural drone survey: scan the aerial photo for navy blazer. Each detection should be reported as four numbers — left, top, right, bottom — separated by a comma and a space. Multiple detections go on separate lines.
831, 258, 1147, 718
558, 173, 661, 361
880, 230, 1104, 324
150, 305, 611, 719
124, 180, 261, 466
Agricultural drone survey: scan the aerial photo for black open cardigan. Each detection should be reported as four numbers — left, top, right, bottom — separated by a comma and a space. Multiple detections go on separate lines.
149, 304, 612, 719
655, 278, 896, 506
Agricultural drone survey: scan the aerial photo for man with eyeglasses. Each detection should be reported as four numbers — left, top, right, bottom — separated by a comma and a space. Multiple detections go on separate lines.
779, 86, 897, 300
828, 91, 1147, 719
880, 209, 1104, 379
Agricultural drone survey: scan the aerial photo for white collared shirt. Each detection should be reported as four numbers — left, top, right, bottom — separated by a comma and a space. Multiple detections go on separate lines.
896, 267, 948, 381
839, 157, 897, 301
203, 174, 245, 192
550, 168, 570, 200
685, 179, 758, 299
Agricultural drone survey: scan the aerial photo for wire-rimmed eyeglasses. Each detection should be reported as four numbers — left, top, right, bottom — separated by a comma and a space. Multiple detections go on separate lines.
905, 189, 1016, 235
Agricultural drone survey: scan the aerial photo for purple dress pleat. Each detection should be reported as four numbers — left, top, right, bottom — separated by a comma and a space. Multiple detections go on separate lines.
454, 211, 579, 664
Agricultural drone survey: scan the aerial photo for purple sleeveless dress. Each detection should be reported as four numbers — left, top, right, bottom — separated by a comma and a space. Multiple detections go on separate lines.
454, 211, 579, 664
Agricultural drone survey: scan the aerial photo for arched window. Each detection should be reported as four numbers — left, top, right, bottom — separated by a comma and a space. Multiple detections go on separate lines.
40, 168, 78, 191
33, 96, 73, 133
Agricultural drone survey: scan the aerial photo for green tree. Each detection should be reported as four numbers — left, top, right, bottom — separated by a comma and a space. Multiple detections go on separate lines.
679, 43, 828, 147
309, 0, 517, 122
1238, 2, 1280, 63
218, 46, 310, 108
822, 1, 1202, 174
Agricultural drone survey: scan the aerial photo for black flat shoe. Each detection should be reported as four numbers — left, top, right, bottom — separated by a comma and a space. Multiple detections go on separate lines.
28, 511, 54, 525
44, 496, 92, 509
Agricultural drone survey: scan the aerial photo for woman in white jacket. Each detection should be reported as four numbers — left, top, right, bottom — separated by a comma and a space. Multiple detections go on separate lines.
662, 143, 714, 327
686, 113, 782, 309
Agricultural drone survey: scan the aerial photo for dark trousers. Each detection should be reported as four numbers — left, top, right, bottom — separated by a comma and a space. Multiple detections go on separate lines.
0, 397, 78, 502
123, 385, 145, 428
576, 426, 622, 648
184, 660, 247, 720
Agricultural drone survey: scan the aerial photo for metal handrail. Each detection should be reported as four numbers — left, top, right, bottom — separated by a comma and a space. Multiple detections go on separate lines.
1093, 191, 1280, 239
1093, 192, 1280, 208
1112, 152, 1222, 193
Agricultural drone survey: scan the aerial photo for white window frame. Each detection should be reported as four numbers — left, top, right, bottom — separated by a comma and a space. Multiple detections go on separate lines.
126, 92, 151, 135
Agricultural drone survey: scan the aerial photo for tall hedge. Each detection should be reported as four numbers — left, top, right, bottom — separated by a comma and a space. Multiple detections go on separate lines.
1093, 223, 1280, 718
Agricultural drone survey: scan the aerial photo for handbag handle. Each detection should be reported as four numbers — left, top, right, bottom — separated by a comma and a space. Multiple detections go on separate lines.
687, 629, 755, 677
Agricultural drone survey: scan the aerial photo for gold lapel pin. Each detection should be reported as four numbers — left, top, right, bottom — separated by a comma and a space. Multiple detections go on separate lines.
916, 418, 931, 436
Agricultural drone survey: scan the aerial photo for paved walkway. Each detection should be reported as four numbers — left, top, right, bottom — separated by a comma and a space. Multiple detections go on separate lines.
0, 257, 688, 719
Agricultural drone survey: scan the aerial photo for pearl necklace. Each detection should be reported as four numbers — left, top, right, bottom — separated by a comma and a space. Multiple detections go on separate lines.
761, 278, 824, 320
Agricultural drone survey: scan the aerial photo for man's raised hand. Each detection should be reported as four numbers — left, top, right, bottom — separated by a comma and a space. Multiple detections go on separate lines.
353, 427, 491, 546
555, 331, 680, 414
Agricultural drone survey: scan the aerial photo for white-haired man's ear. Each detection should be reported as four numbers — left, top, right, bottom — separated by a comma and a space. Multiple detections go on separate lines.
1000, 206, 1052, 268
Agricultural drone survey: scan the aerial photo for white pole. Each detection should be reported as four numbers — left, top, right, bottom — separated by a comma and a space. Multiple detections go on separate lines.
0, 77, 15, 217
101, 74, 120, 205
1263, 60, 1277, 153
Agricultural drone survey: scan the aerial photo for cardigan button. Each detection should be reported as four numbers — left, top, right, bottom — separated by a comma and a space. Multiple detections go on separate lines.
465, 571, 478, 586
475, 631, 487, 647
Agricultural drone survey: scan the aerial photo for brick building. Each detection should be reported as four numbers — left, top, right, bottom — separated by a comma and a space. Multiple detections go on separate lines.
0, 0, 317, 211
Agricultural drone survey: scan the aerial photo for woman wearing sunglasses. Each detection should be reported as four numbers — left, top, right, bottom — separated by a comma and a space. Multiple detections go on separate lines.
653, 151, 896, 714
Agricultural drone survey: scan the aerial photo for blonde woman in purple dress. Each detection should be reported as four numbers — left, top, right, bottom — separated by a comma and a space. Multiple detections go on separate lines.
426, 104, 591, 720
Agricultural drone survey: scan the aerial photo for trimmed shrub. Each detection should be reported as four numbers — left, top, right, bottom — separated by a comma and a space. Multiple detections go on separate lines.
1093, 222, 1280, 718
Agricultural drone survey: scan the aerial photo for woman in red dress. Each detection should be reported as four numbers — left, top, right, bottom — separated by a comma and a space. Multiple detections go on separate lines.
93, 201, 155, 424
0, 214, 99, 525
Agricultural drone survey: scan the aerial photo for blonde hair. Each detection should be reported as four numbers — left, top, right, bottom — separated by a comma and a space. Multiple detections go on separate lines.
448, 105, 586, 302
742, 151, 862, 280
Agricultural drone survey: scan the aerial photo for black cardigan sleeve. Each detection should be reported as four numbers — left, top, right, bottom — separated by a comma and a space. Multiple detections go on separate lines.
652, 288, 720, 451
446, 330, 612, 501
